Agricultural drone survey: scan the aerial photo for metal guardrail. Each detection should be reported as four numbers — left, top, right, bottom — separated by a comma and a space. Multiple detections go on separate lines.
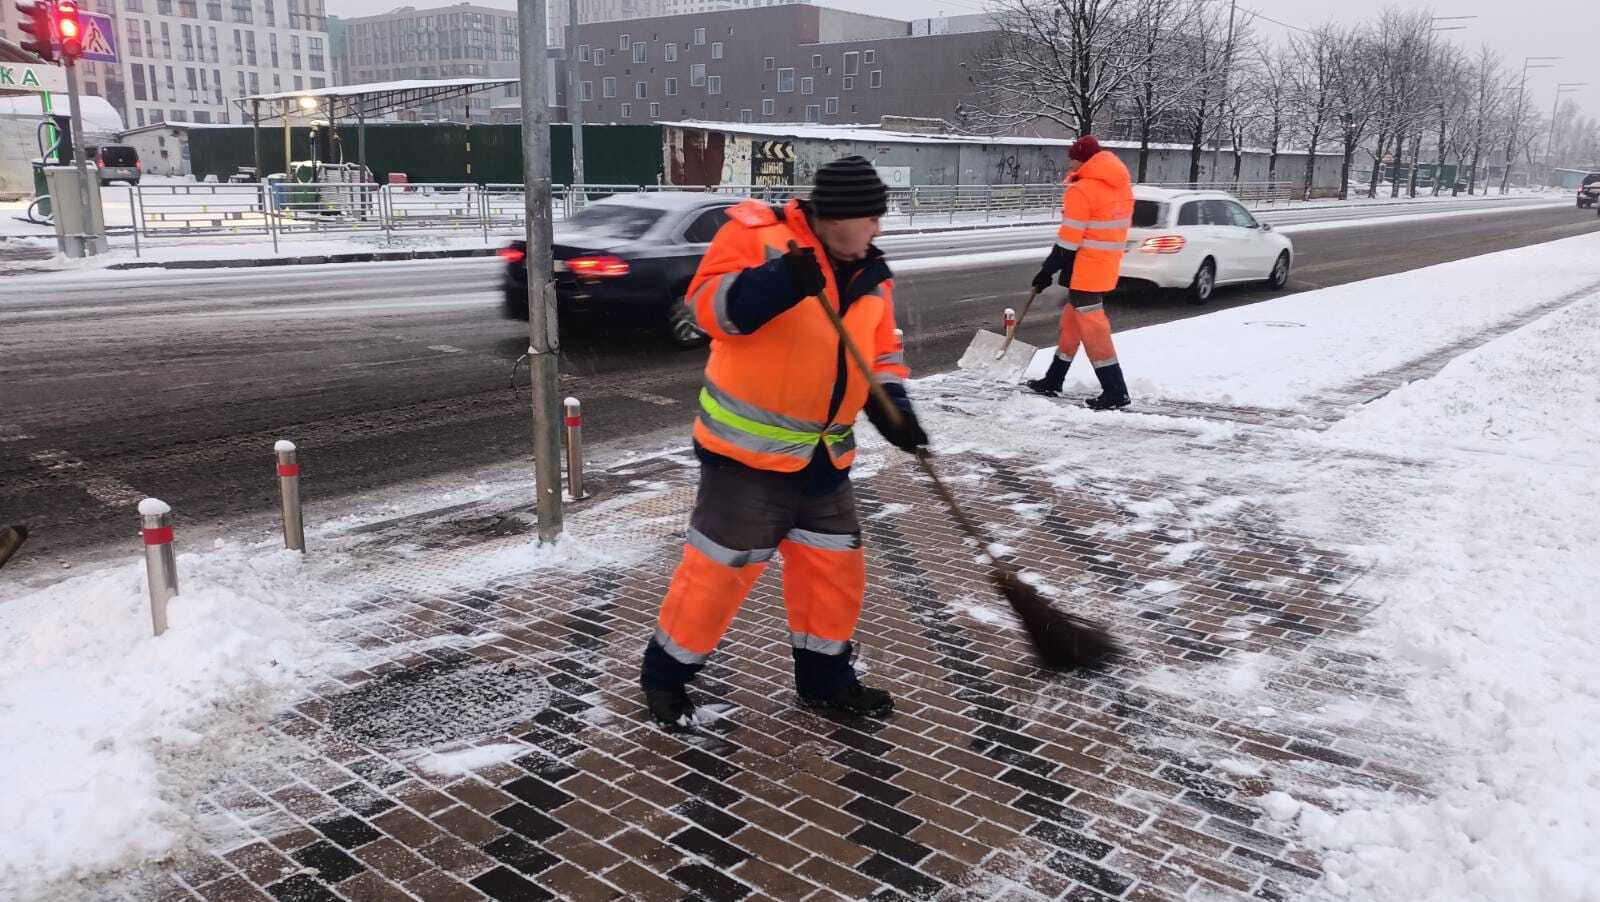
115, 179, 1331, 257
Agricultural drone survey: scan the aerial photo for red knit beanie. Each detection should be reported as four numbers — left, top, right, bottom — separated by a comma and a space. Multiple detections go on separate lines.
1069, 135, 1101, 163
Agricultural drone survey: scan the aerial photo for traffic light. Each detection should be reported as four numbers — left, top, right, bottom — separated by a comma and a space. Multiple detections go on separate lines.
56, 0, 83, 60
14, 0, 55, 63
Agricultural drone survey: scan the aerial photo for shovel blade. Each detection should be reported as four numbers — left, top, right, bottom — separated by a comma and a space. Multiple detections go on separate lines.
958, 329, 1038, 382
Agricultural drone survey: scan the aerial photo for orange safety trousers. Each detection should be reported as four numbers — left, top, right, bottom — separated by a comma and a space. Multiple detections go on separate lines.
645, 462, 865, 696
1055, 290, 1119, 369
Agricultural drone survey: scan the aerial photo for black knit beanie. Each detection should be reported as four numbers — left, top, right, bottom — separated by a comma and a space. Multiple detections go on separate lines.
810, 155, 889, 220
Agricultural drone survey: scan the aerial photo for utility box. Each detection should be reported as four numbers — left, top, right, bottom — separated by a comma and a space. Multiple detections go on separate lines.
44, 166, 108, 257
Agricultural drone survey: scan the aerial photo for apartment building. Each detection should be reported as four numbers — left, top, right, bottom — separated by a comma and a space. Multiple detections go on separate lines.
339, 3, 519, 121
0, 0, 125, 117
545, 0, 797, 49
565, 5, 997, 127
113, 0, 330, 128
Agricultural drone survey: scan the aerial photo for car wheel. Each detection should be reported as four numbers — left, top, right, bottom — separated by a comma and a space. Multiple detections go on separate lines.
1187, 259, 1216, 304
666, 296, 708, 348
1266, 251, 1290, 290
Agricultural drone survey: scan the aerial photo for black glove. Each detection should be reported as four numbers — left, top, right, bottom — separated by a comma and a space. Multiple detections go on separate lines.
784, 244, 826, 299
1031, 267, 1057, 292
866, 383, 930, 453
1031, 245, 1073, 292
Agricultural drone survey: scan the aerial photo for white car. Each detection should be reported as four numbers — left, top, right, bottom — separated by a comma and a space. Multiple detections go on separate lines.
1116, 187, 1294, 303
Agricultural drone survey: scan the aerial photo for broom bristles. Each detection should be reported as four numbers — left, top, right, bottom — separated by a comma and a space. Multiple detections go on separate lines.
995, 570, 1121, 671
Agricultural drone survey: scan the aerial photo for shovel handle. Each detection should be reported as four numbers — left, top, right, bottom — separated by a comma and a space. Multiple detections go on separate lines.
996, 288, 1040, 356
788, 240, 906, 430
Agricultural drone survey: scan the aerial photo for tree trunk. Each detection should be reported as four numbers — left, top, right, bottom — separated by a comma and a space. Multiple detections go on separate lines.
1137, 118, 1152, 182
1188, 112, 1207, 186
1369, 129, 1388, 198
1467, 142, 1482, 195
1340, 139, 1355, 200
1435, 112, 1449, 196
1405, 132, 1422, 197
1302, 125, 1322, 201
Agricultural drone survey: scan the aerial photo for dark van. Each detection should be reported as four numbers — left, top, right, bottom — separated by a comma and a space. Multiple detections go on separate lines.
87, 144, 141, 186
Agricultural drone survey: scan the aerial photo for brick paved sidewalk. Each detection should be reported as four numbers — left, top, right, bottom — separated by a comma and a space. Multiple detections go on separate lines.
95, 384, 1437, 902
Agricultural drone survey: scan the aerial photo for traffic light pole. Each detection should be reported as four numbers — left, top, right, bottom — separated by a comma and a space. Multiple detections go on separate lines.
62, 56, 97, 257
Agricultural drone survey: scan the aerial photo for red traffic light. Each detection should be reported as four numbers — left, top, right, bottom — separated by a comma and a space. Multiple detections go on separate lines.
56, 0, 83, 59
14, 0, 55, 63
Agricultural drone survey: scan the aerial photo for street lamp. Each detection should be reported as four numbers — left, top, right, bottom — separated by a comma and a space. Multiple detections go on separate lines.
1500, 56, 1561, 194
1545, 82, 1587, 175
297, 95, 318, 111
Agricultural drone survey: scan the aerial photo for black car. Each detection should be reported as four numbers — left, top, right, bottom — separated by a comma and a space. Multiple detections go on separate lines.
1578, 172, 1600, 209
501, 192, 739, 346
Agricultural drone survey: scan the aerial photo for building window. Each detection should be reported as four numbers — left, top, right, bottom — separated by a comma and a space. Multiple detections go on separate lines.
805, 105, 820, 122
693, 26, 706, 45
870, 70, 882, 88
665, 77, 678, 96
863, 50, 876, 64
711, 41, 722, 59
602, 76, 616, 98
707, 76, 720, 95
579, 80, 592, 101
825, 96, 839, 115
842, 76, 854, 90
763, 57, 774, 71
761, 98, 773, 116
843, 51, 859, 76
620, 102, 631, 117
811, 54, 822, 69
665, 42, 677, 62
578, 43, 590, 62
635, 81, 647, 98
800, 76, 813, 95
740, 108, 753, 123
689, 64, 705, 87
594, 48, 605, 65
308, 36, 324, 72
632, 41, 645, 63
776, 68, 794, 93
650, 102, 660, 117
618, 34, 629, 50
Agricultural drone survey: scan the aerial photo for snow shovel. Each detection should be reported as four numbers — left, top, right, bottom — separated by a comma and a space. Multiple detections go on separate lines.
957, 289, 1040, 382
796, 257, 1118, 671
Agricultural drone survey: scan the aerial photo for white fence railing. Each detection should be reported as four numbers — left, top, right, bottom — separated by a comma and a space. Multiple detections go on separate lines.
119, 179, 1323, 256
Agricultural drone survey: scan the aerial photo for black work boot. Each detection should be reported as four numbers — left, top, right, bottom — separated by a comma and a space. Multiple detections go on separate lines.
1025, 354, 1072, 397
1085, 363, 1131, 411
641, 683, 697, 731
799, 681, 895, 718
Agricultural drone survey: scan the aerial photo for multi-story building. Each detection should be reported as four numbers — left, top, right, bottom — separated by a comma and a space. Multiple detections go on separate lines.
339, 3, 520, 121
0, 0, 125, 119
565, 6, 997, 128
113, 0, 330, 128
545, 0, 798, 49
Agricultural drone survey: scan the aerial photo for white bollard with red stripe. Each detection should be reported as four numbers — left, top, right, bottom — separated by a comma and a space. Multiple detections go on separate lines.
563, 398, 588, 500
276, 440, 305, 552
139, 498, 178, 637
1003, 307, 1018, 340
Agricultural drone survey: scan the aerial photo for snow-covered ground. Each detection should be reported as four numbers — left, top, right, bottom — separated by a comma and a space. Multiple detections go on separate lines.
2, 229, 1596, 899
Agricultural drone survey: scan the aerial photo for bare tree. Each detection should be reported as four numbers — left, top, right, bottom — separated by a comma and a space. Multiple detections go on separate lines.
1121, 0, 1203, 180
961, 0, 1142, 136
1460, 47, 1507, 194
1287, 25, 1338, 200
1246, 42, 1296, 185
1327, 26, 1381, 200
1170, 0, 1234, 184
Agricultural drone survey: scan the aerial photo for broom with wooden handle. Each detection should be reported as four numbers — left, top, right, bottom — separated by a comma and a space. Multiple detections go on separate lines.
796, 245, 1119, 670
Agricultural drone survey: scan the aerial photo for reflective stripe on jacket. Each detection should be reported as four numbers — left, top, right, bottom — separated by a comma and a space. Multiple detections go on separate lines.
687, 198, 910, 473
1055, 150, 1135, 292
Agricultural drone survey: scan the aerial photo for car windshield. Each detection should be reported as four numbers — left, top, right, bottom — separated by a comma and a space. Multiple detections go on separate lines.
100, 146, 138, 166
1583, 174, 1600, 187
1132, 200, 1163, 228
567, 202, 664, 239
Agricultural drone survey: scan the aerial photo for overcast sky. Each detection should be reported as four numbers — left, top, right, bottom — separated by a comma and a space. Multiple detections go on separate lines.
326, 0, 1597, 115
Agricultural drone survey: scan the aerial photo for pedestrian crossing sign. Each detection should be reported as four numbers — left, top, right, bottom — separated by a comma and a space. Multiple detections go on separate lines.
76, 12, 119, 63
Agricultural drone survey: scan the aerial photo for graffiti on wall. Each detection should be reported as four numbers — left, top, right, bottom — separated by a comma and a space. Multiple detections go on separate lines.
719, 136, 752, 186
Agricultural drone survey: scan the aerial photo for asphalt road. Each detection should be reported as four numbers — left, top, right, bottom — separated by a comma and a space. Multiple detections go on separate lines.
4, 200, 1598, 575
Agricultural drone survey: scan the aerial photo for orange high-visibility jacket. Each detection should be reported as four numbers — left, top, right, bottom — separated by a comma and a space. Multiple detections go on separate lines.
686, 198, 910, 474
1055, 150, 1135, 292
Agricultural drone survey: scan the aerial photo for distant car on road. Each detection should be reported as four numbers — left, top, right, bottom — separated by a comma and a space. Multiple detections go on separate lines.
85, 144, 141, 187
500, 192, 739, 346
1577, 172, 1600, 209
1117, 187, 1295, 303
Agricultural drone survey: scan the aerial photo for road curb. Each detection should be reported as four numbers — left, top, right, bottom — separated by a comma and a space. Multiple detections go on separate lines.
107, 247, 501, 270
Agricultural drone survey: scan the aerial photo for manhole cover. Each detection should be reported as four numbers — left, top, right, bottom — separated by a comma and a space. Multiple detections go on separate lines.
326, 657, 552, 750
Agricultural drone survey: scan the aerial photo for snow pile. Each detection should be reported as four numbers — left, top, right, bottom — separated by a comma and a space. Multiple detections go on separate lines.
0, 542, 352, 896
1285, 294, 1600, 900
411, 743, 528, 778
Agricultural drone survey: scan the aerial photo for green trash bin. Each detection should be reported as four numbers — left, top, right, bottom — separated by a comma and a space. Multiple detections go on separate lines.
31, 161, 52, 219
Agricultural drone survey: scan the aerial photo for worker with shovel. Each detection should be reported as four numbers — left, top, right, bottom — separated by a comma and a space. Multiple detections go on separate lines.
639, 156, 930, 731
1025, 135, 1135, 410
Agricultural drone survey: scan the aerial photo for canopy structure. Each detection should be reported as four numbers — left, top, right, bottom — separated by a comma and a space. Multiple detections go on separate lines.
233, 77, 517, 179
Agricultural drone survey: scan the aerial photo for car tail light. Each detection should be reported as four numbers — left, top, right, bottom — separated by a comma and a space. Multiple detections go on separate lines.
567, 255, 630, 278
497, 246, 526, 264
1139, 235, 1186, 254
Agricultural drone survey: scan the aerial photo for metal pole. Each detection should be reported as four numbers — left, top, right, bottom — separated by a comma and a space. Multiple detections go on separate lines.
567, 0, 585, 201
283, 99, 292, 176
275, 440, 305, 552
520, 0, 563, 542
1209, 0, 1237, 181
64, 58, 96, 257
564, 397, 587, 500
139, 498, 178, 637
251, 99, 262, 180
